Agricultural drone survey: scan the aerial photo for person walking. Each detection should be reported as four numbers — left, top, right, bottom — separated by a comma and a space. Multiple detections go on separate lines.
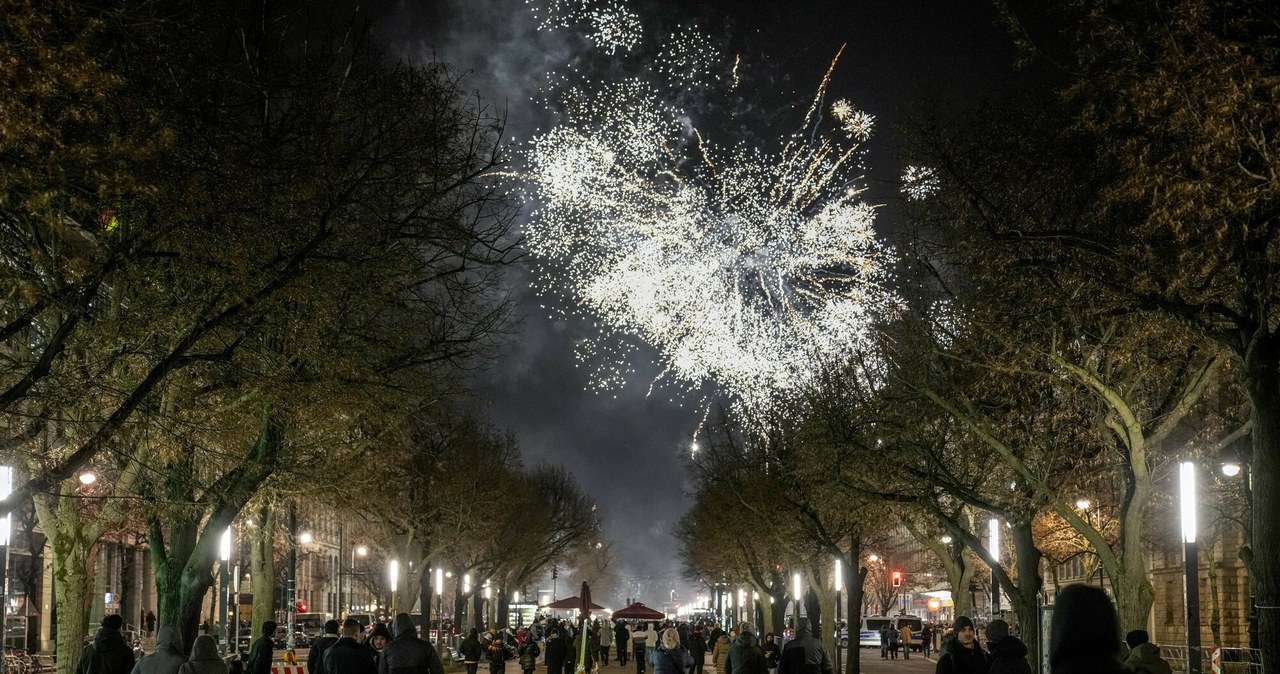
598, 620, 612, 666
1123, 630, 1172, 674
519, 634, 542, 674
572, 627, 597, 674
1047, 585, 1126, 674
723, 623, 765, 674
632, 623, 652, 674
145, 612, 157, 638
651, 629, 693, 674
615, 622, 630, 667
777, 619, 832, 674
77, 615, 137, 674
178, 636, 227, 674
461, 629, 484, 674
920, 624, 934, 659
887, 623, 899, 661
246, 622, 277, 674
759, 634, 780, 674
379, 613, 445, 674
711, 628, 732, 674
899, 623, 913, 660
486, 630, 514, 674
544, 629, 568, 674
688, 628, 707, 674
879, 624, 891, 660
131, 625, 186, 674
310, 621, 343, 674
933, 617, 986, 674
327, 619, 378, 674
985, 620, 1031, 674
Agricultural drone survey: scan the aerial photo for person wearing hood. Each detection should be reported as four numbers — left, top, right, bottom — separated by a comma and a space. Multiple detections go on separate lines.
1048, 585, 1126, 674
614, 622, 630, 667
379, 613, 444, 674
723, 623, 765, 674
571, 627, 598, 674
650, 628, 693, 674
132, 625, 185, 674
77, 614, 137, 674
760, 633, 780, 674
688, 628, 707, 674
711, 629, 732, 674
544, 629, 568, 674
178, 635, 227, 674
327, 619, 378, 674
246, 622, 277, 674
984, 620, 1031, 674
518, 631, 542, 674
485, 627, 515, 674
1123, 630, 1171, 674
368, 622, 394, 662
932, 617, 985, 674
777, 619, 832, 674
310, 621, 343, 674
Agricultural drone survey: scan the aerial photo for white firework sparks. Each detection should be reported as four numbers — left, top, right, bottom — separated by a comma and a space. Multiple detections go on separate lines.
531, 0, 642, 54
902, 165, 940, 201
525, 17, 900, 423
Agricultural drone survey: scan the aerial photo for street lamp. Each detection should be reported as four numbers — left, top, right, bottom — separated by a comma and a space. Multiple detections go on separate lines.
0, 465, 11, 668
1180, 461, 1201, 674
793, 572, 803, 619
435, 568, 444, 646
219, 527, 232, 655
389, 560, 399, 614
988, 518, 1000, 616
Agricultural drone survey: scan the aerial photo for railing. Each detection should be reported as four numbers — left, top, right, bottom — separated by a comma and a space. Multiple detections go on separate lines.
1160, 646, 1262, 673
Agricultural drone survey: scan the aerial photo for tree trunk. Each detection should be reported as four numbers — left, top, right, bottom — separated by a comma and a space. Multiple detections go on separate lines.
1010, 522, 1043, 669
1242, 346, 1280, 674
496, 588, 510, 628
38, 495, 97, 674
769, 590, 786, 638
845, 564, 866, 674
251, 506, 277, 631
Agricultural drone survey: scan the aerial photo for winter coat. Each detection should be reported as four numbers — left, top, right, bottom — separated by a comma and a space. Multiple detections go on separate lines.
712, 635, 732, 674
688, 633, 707, 660
460, 635, 483, 664
614, 624, 629, 650
309, 634, 342, 674
760, 640, 781, 670
725, 633, 766, 674
519, 641, 541, 671
485, 634, 515, 664
599, 625, 613, 648
777, 631, 832, 674
132, 625, 186, 674
178, 636, 228, 674
1048, 585, 1126, 674
899, 627, 913, 649
544, 633, 568, 674
651, 645, 693, 674
1123, 643, 1172, 674
247, 635, 274, 674
379, 615, 444, 674
986, 636, 1033, 674
572, 633, 598, 672
932, 636, 986, 674
77, 628, 138, 674
326, 637, 378, 674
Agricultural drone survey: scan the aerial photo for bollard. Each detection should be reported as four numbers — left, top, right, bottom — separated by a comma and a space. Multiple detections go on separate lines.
1210, 647, 1220, 674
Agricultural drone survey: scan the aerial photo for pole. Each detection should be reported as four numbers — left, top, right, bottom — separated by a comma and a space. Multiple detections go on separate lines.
219, 562, 229, 655
286, 505, 297, 650
338, 523, 345, 620
232, 563, 241, 656
1181, 462, 1201, 674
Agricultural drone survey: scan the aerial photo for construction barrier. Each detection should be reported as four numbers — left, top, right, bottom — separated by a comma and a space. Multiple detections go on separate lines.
272, 666, 308, 674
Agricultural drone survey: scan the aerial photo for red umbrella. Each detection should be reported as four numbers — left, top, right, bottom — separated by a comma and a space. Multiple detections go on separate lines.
610, 602, 666, 620
579, 582, 593, 621
542, 595, 605, 610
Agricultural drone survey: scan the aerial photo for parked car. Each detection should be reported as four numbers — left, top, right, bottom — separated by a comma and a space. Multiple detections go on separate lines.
852, 615, 924, 651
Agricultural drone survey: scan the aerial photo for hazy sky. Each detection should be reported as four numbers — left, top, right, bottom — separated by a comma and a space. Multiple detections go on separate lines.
365, 0, 1021, 608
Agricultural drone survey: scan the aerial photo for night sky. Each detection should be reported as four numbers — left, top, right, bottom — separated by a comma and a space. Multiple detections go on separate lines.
365, 0, 1024, 607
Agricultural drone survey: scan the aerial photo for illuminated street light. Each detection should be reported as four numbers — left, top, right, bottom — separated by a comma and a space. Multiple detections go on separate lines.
299, 532, 313, 544
989, 517, 1001, 616
78, 472, 96, 485
940, 535, 952, 544
1180, 462, 1201, 674
1076, 498, 1091, 510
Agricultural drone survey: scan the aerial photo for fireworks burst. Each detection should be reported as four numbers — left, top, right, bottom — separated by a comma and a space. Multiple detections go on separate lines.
524, 2, 901, 423
902, 165, 940, 201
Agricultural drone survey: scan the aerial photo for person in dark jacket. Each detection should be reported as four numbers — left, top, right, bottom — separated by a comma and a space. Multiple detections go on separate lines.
309, 621, 342, 674
246, 622, 277, 674
178, 636, 227, 674
688, 629, 708, 674
614, 622, 630, 667
572, 629, 598, 674
777, 619, 832, 674
1048, 585, 1126, 674
544, 629, 568, 674
724, 623, 766, 674
460, 629, 484, 674
650, 628, 692, 674
985, 620, 1031, 674
327, 619, 378, 674
933, 617, 985, 674
77, 614, 137, 674
379, 613, 444, 674
485, 629, 514, 674
519, 635, 542, 674
760, 634, 781, 674
368, 623, 394, 664
1123, 630, 1172, 674
132, 625, 185, 674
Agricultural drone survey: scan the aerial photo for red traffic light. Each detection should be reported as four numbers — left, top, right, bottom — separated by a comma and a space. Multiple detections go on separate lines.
891, 571, 902, 587
295, 600, 309, 612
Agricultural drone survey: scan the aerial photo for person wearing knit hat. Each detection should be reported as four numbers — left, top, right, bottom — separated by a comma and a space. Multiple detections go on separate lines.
933, 616, 985, 674
1047, 585, 1126, 674
984, 619, 1031, 674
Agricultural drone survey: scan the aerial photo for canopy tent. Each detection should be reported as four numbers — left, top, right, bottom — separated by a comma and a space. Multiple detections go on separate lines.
610, 602, 666, 620
542, 595, 605, 610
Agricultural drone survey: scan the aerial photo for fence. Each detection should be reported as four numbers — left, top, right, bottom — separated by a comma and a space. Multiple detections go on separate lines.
1160, 646, 1262, 674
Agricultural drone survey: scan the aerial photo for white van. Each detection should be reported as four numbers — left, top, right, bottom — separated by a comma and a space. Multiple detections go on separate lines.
851, 615, 923, 650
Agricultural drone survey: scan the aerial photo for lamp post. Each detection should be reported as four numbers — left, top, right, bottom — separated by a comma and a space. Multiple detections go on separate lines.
1180, 462, 1201, 674
219, 527, 232, 655
793, 572, 803, 622
988, 518, 1001, 617
0, 465, 11, 673
435, 568, 444, 647
389, 560, 399, 615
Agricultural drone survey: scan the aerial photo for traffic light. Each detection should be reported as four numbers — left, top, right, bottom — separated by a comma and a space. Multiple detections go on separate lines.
891, 571, 902, 588
294, 600, 309, 612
